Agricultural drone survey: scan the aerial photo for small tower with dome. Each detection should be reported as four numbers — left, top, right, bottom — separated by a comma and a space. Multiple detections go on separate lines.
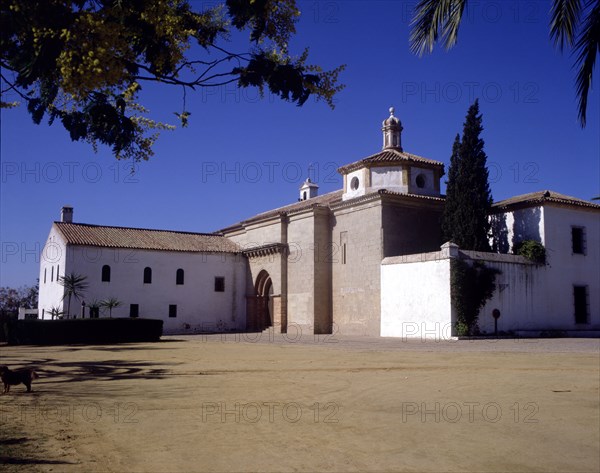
338, 107, 444, 201
382, 107, 403, 150
299, 178, 319, 201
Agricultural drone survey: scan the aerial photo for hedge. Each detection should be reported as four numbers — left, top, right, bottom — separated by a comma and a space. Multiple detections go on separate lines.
3, 318, 163, 345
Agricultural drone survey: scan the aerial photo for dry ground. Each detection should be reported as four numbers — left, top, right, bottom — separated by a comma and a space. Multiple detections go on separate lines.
1, 334, 599, 472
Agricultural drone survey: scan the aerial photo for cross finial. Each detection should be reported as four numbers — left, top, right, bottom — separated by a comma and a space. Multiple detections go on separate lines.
307, 162, 315, 182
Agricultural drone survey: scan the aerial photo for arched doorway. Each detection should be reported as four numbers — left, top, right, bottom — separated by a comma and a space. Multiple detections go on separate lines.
254, 270, 273, 330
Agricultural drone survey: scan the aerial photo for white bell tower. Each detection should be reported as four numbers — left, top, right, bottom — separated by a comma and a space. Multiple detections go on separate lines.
299, 178, 319, 201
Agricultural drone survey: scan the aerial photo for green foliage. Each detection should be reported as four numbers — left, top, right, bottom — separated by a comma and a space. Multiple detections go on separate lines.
450, 259, 500, 335
0, 282, 39, 316
455, 320, 470, 337
442, 100, 493, 251
86, 299, 102, 318
1, 1, 345, 161
100, 297, 122, 318
410, 0, 599, 127
49, 306, 66, 320
514, 240, 547, 264
58, 272, 88, 317
410, 0, 467, 55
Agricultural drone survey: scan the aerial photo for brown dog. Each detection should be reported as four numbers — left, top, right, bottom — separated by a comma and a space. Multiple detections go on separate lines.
0, 366, 38, 393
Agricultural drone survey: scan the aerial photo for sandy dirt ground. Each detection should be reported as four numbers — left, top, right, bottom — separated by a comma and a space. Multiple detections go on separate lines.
1, 334, 599, 473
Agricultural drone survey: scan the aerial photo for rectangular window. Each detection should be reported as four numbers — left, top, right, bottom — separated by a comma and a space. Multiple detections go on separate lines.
169, 304, 177, 318
214, 277, 225, 292
129, 304, 139, 318
340, 231, 348, 265
574, 286, 589, 324
572, 227, 586, 254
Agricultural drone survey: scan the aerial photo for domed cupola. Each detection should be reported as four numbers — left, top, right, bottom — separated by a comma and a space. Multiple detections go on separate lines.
382, 107, 403, 151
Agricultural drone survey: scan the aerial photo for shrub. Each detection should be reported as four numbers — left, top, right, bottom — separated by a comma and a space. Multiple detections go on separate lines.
451, 259, 500, 336
5, 318, 163, 345
455, 321, 470, 337
514, 240, 546, 264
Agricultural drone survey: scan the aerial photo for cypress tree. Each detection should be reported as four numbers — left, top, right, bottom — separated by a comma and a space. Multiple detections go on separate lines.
442, 134, 462, 244
442, 100, 493, 251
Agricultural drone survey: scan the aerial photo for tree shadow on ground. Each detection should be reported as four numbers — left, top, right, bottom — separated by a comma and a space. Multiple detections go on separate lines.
0, 437, 77, 466
36, 359, 178, 383
0, 437, 29, 445
0, 456, 76, 465
0, 358, 180, 385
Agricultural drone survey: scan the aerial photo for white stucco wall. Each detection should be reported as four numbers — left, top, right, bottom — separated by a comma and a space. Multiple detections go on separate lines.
408, 167, 437, 197
381, 241, 599, 338
381, 253, 453, 340
38, 242, 247, 334
38, 225, 68, 319
382, 201, 600, 338
370, 166, 406, 194
486, 203, 599, 332
490, 206, 545, 253
476, 258, 546, 333
342, 168, 368, 201
540, 205, 599, 330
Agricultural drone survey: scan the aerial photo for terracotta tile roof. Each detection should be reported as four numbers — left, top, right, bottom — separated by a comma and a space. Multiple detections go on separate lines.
55, 222, 240, 253
492, 190, 600, 211
337, 148, 444, 174
221, 190, 344, 230
222, 186, 447, 231
378, 189, 445, 202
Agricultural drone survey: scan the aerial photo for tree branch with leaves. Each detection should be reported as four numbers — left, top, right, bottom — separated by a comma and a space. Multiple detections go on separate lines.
1, 1, 345, 161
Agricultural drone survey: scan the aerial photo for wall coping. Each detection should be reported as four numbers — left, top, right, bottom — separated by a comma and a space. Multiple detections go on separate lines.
382, 247, 536, 266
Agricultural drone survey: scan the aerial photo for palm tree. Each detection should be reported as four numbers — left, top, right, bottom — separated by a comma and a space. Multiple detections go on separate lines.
100, 297, 122, 318
410, 0, 600, 127
49, 306, 66, 320
87, 299, 102, 318
58, 273, 88, 318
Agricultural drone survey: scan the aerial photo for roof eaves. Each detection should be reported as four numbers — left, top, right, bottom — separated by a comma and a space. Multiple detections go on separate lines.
491, 191, 600, 212
337, 149, 444, 174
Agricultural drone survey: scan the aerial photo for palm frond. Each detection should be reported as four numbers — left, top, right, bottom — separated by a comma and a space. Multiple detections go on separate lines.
410, 0, 467, 56
100, 297, 122, 308
573, 0, 600, 127
550, 0, 584, 50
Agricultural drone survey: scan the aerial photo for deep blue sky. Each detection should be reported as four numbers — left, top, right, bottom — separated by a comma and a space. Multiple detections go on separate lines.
1, 0, 599, 287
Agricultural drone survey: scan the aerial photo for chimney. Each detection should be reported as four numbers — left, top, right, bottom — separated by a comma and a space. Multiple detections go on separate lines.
61, 206, 73, 223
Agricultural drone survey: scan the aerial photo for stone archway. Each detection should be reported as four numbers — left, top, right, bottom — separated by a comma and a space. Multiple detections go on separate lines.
255, 270, 273, 330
